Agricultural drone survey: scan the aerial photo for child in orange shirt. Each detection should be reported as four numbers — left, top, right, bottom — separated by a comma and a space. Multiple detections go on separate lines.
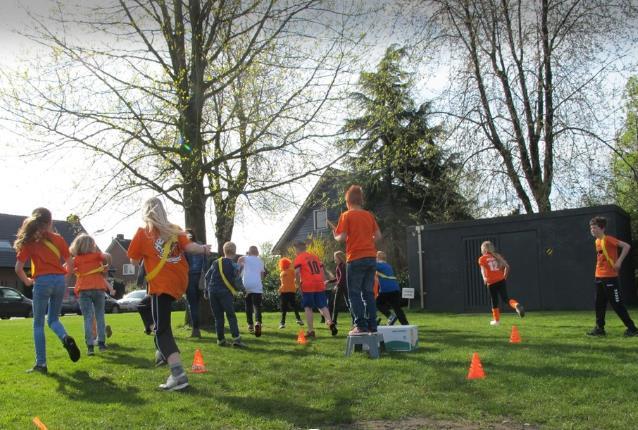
330, 185, 382, 335
127, 197, 211, 391
278, 257, 303, 329
293, 241, 337, 338
14, 207, 81, 373
69, 234, 115, 355
587, 216, 637, 336
478, 241, 524, 326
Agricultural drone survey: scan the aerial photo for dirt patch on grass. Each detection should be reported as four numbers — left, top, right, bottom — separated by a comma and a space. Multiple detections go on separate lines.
321, 416, 540, 430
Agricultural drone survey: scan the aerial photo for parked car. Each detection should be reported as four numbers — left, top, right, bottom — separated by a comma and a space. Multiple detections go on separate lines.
117, 290, 147, 312
61, 288, 121, 315
0, 287, 33, 319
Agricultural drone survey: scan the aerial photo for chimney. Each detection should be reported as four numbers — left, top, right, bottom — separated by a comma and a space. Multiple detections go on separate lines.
116, 234, 124, 240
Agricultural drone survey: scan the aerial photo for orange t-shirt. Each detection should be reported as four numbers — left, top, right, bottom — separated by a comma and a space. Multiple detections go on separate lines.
127, 227, 191, 299
334, 209, 379, 262
74, 252, 109, 294
595, 235, 620, 278
16, 232, 70, 277
293, 251, 325, 293
478, 253, 506, 286
279, 268, 296, 293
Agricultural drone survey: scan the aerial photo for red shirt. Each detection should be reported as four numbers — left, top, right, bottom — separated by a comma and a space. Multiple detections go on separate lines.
595, 235, 619, 278
478, 253, 506, 286
293, 251, 325, 293
16, 232, 70, 277
127, 227, 191, 299
334, 209, 379, 262
74, 252, 109, 293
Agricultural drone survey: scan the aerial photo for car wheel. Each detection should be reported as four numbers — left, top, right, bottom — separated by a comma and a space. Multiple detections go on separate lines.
111, 305, 120, 314
1, 316, 9, 320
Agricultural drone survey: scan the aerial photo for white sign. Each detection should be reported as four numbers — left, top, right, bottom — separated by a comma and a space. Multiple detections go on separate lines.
122, 264, 136, 276
401, 288, 415, 299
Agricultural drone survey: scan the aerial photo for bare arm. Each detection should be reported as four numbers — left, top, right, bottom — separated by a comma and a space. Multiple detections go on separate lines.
14, 260, 34, 286
184, 242, 211, 254
102, 252, 113, 266
480, 266, 488, 285
374, 227, 382, 242
295, 267, 301, 289
615, 240, 631, 271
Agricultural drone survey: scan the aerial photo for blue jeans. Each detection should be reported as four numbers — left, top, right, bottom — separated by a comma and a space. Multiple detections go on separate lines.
209, 289, 240, 340
32, 274, 68, 365
78, 289, 106, 345
186, 272, 201, 329
347, 257, 377, 331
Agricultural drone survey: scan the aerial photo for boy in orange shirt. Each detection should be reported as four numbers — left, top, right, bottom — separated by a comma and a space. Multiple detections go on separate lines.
587, 216, 637, 336
330, 185, 382, 335
278, 257, 303, 329
293, 241, 337, 338
478, 241, 524, 326
128, 197, 211, 391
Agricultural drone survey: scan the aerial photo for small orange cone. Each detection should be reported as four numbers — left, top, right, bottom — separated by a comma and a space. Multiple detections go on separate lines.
467, 352, 486, 380
509, 325, 522, 344
32, 417, 48, 430
297, 330, 307, 345
191, 348, 207, 373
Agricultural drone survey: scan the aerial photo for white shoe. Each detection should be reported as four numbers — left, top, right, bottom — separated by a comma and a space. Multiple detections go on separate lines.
159, 372, 189, 391
490, 320, 500, 326
279, 324, 285, 329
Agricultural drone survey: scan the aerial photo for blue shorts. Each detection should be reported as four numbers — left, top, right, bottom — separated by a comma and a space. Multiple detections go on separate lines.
301, 291, 328, 309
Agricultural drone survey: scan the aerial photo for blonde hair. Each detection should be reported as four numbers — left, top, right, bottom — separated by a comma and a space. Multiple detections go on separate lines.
142, 197, 181, 241
376, 251, 387, 261
481, 241, 507, 268
69, 234, 97, 256
223, 241, 236, 256
334, 251, 345, 264
14, 207, 52, 252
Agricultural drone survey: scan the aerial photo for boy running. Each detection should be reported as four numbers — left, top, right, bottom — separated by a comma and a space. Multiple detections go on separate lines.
587, 216, 638, 337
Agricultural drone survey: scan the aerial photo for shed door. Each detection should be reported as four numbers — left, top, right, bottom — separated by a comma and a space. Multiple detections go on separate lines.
498, 231, 541, 310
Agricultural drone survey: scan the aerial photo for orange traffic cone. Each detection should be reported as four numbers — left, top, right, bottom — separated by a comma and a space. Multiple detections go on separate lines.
191, 348, 207, 373
32, 417, 48, 430
297, 330, 307, 345
467, 352, 486, 380
509, 325, 522, 344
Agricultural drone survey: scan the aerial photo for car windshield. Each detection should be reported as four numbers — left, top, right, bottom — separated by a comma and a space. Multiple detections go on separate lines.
124, 290, 146, 299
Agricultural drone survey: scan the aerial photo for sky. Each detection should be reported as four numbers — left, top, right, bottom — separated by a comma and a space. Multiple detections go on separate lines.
0, 1, 316, 253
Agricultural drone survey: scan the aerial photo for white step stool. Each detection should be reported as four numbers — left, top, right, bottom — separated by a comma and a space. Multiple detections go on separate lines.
345, 333, 383, 359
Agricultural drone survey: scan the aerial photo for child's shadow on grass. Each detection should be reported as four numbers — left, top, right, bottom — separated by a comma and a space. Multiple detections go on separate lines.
50, 370, 146, 404
217, 393, 354, 428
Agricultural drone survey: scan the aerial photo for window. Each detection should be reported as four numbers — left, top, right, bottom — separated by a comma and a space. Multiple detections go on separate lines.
313, 209, 327, 231
0, 240, 12, 250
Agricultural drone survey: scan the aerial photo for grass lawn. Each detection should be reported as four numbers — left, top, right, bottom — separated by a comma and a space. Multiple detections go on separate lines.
1, 309, 637, 429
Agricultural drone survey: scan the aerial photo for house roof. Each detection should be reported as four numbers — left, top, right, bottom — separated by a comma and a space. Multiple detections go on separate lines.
0, 212, 87, 268
272, 168, 345, 254
107, 236, 131, 253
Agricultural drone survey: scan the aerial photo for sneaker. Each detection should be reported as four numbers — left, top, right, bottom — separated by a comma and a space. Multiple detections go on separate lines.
587, 327, 606, 336
27, 364, 48, 374
159, 372, 189, 391
154, 350, 167, 367
490, 320, 500, 326
624, 327, 638, 337
248, 324, 255, 334
329, 322, 338, 336
348, 327, 367, 336
190, 327, 201, 338
105, 325, 113, 338
305, 330, 316, 339
387, 314, 398, 326
232, 338, 247, 348
217, 339, 228, 346
98, 342, 107, 352
515, 304, 525, 318
87, 345, 95, 356
63, 335, 81, 362
296, 319, 304, 326
279, 323, 286, 329
254, 323, 262, 337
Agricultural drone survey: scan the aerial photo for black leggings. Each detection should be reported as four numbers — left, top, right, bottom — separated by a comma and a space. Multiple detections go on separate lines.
245, 293, 263, 325
488, 280, 510, 309
279, 292, 301, 324
151, 294, 179, 358
595, 278, 636, 330
331, 287, 350, 324
376, 290, 409, 325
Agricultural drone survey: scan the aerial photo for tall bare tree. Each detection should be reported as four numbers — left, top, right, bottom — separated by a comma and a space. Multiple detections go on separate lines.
1, 0, 363, 249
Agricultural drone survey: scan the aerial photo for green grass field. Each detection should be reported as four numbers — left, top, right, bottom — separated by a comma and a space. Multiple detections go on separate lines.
1, 310, 637, 430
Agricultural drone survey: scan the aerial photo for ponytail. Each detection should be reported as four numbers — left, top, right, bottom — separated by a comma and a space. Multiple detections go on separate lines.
14, 207, 52, 252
